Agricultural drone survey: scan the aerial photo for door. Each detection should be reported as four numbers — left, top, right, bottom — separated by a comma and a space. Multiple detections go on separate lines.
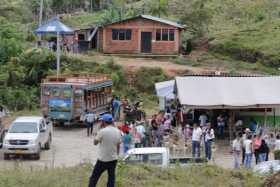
141, 32, 152, 53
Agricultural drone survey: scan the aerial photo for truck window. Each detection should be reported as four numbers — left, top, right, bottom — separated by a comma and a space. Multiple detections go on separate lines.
126, 153, 163, 165
51, 88, 60, 97
63, 89, 72, 97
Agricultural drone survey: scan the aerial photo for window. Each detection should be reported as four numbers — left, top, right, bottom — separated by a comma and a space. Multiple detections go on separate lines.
63, 89, 72, 97
112, 29, 118, 40
119, 30, 125, 40
169, 29, 175, 41
162, 29, 169, 41
156, 29, 175, 41
78, 34, 85, 41
51, 88, 60, 97
156, 29, 161, 41
125, 153, 163, 165
112, 29, 132, 40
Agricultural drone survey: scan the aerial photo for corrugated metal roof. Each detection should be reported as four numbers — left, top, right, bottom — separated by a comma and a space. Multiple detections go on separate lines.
141, 15, 185, 28
103, 15, 185, 29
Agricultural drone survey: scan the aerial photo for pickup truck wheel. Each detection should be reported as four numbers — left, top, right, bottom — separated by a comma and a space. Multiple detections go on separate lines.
34, 145, 41, 160
4, 153, 10, 160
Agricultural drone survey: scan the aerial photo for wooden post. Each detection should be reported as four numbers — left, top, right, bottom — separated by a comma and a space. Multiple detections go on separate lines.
273, 108, 276, 127
228, 110, 235, 143
264, 108, 267, 128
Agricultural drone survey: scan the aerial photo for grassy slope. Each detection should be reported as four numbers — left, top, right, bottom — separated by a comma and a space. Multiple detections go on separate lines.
0, 164, 264, 187
61, 0, 280, 74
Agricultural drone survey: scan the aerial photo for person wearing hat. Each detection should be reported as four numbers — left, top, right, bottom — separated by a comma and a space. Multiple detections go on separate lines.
88, 114, 122, 187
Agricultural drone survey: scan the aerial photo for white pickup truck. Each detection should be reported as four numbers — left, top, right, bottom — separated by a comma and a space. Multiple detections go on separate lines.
3, 116, 53, 160
124, 147, 206, 168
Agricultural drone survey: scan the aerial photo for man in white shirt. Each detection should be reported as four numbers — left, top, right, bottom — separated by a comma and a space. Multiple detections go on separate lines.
88, 114, 122, 187
84, 110, 95, 136
135, 121, 146, 147
232, 133, 242, 168
192, 123, 202, 158
199, 113, 208, 127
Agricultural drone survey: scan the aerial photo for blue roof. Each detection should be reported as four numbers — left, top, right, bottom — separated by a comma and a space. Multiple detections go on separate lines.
103, 15, 185, 29
35, 18, 74, 35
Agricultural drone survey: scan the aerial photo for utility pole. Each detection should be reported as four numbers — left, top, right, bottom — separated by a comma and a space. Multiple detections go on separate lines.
38, 0, 44, 42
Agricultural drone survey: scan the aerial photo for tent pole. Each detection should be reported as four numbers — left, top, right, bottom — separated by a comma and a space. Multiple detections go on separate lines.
56, 32, 60, 78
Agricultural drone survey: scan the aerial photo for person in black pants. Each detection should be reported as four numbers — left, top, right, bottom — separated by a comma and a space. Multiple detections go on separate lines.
88, 114, 121, 187
88, 160, 117, 187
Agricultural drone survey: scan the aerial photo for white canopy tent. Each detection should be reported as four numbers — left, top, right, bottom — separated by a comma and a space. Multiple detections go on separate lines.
155, 80, 175, 100
175, 76, 280, 109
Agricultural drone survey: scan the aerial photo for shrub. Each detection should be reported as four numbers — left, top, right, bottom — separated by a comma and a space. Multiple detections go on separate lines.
135, 67, 168, 93
274, 150, 280, 160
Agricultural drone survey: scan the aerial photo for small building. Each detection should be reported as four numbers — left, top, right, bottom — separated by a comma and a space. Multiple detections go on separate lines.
99, 15, 185, 55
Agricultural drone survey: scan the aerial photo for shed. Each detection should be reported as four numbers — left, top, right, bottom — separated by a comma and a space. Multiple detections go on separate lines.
99, 15, 185, 55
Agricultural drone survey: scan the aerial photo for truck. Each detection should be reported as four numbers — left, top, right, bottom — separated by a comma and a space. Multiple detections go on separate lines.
123, 147, 206, 168
41, 74, 113, 126
3, 116, 53, 160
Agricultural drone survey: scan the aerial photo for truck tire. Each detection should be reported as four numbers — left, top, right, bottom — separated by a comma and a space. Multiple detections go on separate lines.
44, 135, 51, 150
4, 153, 10, 160
34, 145, 41, 160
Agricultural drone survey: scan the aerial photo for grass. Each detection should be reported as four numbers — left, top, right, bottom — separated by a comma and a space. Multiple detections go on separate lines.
0, 163, 265, 187
62, 11, 105, 28
173, 56, 201, 67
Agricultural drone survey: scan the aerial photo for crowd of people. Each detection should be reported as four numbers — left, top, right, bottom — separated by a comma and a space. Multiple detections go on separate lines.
232, 128, 280, 169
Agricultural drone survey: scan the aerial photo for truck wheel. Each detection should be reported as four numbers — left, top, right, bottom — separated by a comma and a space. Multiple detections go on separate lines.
4, 153, 10, 160
34, 145, 41, 160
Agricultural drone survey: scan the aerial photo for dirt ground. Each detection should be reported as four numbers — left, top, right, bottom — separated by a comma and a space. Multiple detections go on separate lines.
0, 125, 257, 170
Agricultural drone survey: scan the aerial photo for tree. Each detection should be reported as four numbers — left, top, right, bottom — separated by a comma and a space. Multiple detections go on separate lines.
180, 0, 213, 38
0, 17, 24, 65
148, 0, 168, 18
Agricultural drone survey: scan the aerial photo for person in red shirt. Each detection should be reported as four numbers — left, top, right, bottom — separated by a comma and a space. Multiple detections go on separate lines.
119, 121, 130, 134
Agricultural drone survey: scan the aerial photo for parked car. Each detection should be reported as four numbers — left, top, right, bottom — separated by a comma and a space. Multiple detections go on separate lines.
2, 116, 53, 160
123, 147, 206, 168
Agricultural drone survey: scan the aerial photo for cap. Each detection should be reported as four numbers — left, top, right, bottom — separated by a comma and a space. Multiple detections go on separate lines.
101, 114, 113, 122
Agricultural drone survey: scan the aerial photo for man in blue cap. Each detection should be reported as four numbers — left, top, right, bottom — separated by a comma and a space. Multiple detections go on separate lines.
88, 113, 122, 187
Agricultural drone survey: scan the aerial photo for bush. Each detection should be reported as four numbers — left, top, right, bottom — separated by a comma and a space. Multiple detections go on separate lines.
135, 67, 168, 93
274, 150, 280, 160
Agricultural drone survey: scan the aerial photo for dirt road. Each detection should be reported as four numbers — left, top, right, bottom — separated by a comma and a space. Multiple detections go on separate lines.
0, 127, 98, 169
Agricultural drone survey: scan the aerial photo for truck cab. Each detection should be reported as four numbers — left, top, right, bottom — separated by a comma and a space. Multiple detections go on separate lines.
3, 116, 53, 160
124, 147, 170, 167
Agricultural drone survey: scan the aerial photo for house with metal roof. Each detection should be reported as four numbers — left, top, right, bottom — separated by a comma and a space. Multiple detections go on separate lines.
97, 15, 185, 55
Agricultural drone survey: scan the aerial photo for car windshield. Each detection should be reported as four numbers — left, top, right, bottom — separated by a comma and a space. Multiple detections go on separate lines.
9, 122, 38, 133
125, 153, 163, 165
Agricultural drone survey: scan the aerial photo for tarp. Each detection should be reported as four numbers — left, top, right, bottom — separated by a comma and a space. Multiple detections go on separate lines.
175, 76, 280, 109
155, 80, 175, 100
35, 18, 74, 34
